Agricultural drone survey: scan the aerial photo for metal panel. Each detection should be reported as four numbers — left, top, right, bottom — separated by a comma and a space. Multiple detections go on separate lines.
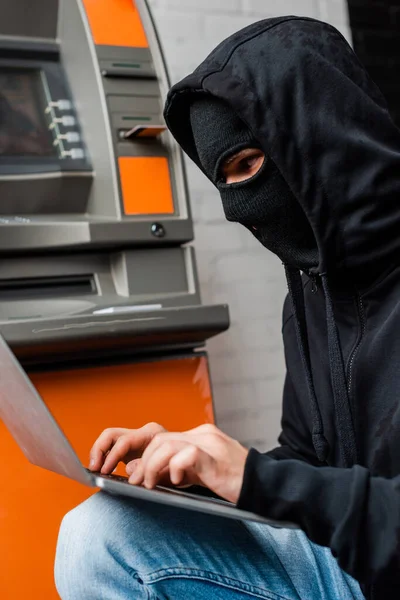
96, 45, 152, 62
58, 0, 120, 218
0, 219, 194, 252
97, 45, 155, 78
105, 79, 159, 97
124, 248, 188, 295
0, 173, 92, 214
0, 0, 58, 39
0, 247, 200, 314
0, 304, 230, 365
99, 60, 155, 78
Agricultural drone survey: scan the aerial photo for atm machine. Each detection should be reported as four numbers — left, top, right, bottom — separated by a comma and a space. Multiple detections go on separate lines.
0, 1, 230, 597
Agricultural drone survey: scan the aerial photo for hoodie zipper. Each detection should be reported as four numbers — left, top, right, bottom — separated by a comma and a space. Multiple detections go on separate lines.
310, 272, 365, 395
310, 274, 319, 293
347, 293, 365, 395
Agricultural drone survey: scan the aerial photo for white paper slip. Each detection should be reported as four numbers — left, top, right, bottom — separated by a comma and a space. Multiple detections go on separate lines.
92, 304, 163, 315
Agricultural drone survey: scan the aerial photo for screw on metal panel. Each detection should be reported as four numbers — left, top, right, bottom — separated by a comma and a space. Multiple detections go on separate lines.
151, 223, 165, 238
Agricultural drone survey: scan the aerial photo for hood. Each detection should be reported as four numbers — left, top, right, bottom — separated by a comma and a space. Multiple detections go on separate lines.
164, 16, 400, 278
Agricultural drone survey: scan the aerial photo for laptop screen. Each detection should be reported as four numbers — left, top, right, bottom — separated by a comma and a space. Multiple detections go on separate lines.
0, 335, 91, 485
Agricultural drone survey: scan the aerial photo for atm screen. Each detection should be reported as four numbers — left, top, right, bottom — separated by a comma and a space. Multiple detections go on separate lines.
0, 68, 56, 157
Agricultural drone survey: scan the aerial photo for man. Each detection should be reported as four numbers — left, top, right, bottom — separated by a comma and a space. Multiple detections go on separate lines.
55, 16, 400, 600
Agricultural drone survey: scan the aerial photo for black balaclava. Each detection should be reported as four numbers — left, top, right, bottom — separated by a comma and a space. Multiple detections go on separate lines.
189, 96, 318, 271
189, 95, 336, 465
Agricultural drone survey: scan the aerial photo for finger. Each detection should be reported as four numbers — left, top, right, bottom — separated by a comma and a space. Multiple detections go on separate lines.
101, 434, 136, 474
143, 440, 187, 489
129, 465, 173, 488
140, 432, 183, 468
141, 430, 219, 473
126, 458, 141, 476
89, 428, 130, 471
128, 460, 145, 485
169, 445, 213, 486
100, 423, 167, 474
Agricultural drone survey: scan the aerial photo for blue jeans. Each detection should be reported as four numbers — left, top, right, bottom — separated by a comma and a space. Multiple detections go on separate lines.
55, 492, 364, 600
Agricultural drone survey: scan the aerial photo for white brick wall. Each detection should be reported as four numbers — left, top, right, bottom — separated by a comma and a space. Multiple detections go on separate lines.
148, 0, 351, 451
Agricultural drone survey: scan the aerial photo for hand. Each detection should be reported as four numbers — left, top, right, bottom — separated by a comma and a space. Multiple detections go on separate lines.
132, 424, 249, 503
89, 422, 167, 473
89, 422, 249, 504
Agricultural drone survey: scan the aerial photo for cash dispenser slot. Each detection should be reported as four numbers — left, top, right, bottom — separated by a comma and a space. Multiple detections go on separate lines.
0, 275, 96, 300
0, 247, 230, 365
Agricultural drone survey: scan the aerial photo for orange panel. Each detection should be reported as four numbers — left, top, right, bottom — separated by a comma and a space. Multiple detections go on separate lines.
0, 355, 213, 599
82, 0, 148, 47
119, 156, 175, 215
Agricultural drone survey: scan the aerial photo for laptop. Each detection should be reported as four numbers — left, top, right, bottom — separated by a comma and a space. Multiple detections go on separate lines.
0, 334, 296, 528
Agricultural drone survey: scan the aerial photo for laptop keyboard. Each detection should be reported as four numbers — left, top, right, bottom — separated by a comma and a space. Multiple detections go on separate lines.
101, 473, 130, 483
88, 469, 233, 506
87, 469, 130, 484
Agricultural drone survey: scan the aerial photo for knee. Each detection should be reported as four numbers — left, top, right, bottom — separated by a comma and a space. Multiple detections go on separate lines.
54, 492, 166, 597
55, 492, 131, 596
55, 494, 97, 595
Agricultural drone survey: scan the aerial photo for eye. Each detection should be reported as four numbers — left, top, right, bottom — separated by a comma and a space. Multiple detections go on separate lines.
221, 148, 265, 184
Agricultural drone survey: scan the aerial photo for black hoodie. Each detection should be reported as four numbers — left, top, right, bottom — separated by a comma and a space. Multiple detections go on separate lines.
164, 16, 400, 599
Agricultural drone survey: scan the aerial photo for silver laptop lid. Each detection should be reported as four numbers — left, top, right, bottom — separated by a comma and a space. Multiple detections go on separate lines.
0, 334, 92, 485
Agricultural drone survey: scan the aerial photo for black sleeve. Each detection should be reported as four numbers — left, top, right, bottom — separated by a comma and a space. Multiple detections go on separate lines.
265, 370, 324, 466
237, 451, 400, 588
